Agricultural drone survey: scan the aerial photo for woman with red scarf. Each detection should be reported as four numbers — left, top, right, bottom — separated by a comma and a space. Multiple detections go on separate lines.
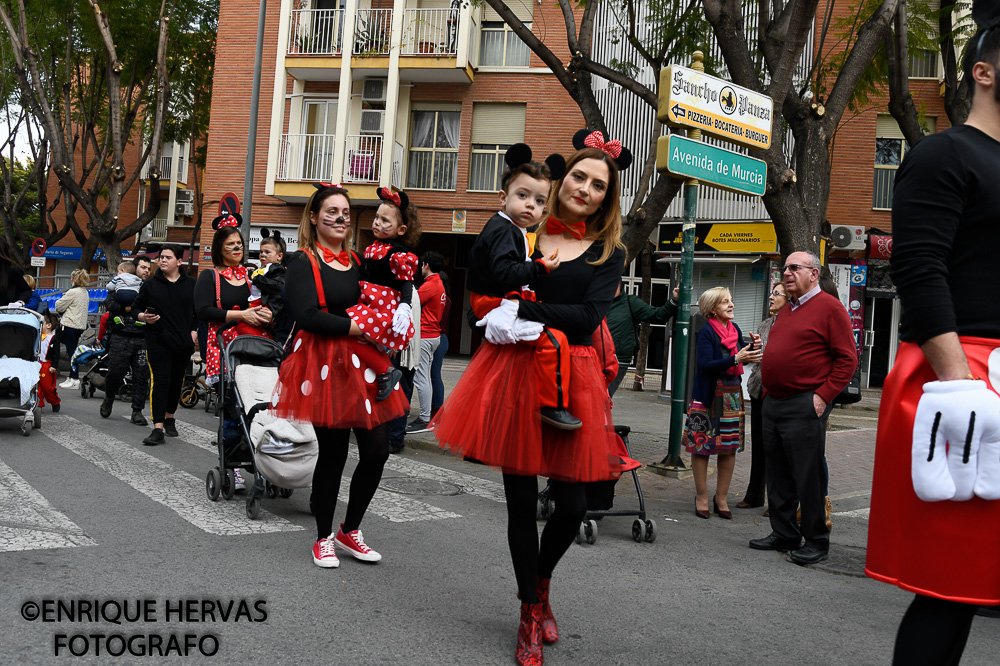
686, 287, 761, 519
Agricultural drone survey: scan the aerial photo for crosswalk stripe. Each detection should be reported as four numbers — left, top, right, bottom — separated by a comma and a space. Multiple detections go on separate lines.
174, 417, 463, 522
45, 415, 303, 536
366, 452, 507, 504
0, 458, 97, 553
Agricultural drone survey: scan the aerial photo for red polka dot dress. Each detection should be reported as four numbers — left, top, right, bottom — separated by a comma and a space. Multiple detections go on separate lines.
346, 239, 418, 351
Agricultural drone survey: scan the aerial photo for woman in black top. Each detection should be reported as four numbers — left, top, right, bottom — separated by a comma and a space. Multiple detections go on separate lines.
271, 185, 408, 569
433, 133, 631, 666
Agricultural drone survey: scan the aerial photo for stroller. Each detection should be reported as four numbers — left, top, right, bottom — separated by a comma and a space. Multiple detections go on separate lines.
537, 425, 657, 545
78, 343, 133, 401
205, 323, 317, 520
0, 306, 44, 436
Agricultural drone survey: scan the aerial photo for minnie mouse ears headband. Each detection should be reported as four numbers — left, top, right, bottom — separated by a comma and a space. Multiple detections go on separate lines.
504, 143, 567, 181
211, 212, 242, 230
972, 1, 1000, 61
572, 129, 633, 172
377, 186, 409, 211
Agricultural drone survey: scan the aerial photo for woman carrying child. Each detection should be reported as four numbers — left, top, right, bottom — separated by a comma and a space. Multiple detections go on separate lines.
432, 130, 631, 665
271, 184, 409, 569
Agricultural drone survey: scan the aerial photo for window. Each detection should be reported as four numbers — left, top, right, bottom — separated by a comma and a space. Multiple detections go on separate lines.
908, 49, 938, 78
469, 103, 526, 191
407, 109, 461, 190
479, 22, 531, 67
873, 115, 936, 209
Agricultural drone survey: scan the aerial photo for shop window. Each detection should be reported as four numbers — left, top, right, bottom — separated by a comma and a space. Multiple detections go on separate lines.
407, 109, 460, 190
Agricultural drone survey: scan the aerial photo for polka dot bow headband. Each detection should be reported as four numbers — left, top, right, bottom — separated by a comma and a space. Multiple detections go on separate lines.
572, 129, 633, 171
211, 212, 243, 230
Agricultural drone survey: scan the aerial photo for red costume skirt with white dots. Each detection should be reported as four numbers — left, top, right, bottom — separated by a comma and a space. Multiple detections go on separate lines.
345, 281, 414, 351
270, 331, 408, 430
431, 342, 620, 483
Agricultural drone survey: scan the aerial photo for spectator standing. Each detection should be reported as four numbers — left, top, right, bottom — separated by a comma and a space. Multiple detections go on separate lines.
405, 251, 445, 433
56, 269, 91, 390
101, 260, 151, 425
133, 255, 152, 281
430, 271, 451, 417
738, 283, 788, 510
605, 282, 678, 397
750, 251, 856, 565
135, 245, 197, 446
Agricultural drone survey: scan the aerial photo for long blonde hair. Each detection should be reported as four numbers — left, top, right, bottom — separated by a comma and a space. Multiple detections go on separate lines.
70, 269, 90, 288
298, 186, 355, 266
542, 147, 624, 266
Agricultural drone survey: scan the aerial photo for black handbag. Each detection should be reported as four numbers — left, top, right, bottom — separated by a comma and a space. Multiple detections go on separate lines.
833, 366, 862, 405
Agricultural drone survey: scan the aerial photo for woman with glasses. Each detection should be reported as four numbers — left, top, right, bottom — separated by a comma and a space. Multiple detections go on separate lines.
738, 283, 788, 511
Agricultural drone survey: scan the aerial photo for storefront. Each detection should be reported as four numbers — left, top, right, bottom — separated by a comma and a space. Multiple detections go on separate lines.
860, 234, 899, 388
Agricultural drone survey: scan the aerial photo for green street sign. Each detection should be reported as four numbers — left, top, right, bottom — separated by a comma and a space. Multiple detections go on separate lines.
656, 134, 766, 196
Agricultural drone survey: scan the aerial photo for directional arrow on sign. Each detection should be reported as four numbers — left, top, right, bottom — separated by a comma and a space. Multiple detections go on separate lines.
671, 103, 686, 120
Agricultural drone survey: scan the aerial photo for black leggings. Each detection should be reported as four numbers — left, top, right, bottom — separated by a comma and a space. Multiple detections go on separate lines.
892, 594, 978, 666
147, 341, 187, 423
311, 424, 390, 540
503, 473, 587, 603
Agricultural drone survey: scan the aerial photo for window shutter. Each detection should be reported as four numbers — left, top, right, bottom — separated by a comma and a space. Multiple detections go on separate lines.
471, 103, 526, 144
876, 115, 904, 140
483, 1, 534, 23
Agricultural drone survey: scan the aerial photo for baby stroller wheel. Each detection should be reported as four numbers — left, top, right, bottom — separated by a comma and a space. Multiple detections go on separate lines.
279, 488, 293, 499
585, 520, 598, 545
631, 518, 647, 543
246, 497, 262, 520
33, 406, 41, 429
80, 381, 89, 398
206, 468, 221, 501
266, 482, 278, 499
222, 469, 236, 500
644, 519, 657, 543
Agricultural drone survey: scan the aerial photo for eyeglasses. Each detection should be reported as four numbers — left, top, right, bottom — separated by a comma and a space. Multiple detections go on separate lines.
770, 290, 787, 297
224, 243, 244, 250
781, 263, 816, 273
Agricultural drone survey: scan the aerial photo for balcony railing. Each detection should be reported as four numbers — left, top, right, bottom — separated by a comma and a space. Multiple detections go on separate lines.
277, 133, 338, 182
143, 217, 168, 241
353, 8, 392, 56
401, 8, 459, 55
391, 141, 404, 189
343, 134, 383, 184
141, 156, 185, 181
288, 8, 345, 56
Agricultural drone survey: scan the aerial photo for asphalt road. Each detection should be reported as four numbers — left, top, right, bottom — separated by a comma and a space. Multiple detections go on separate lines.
2, 373, 998, 665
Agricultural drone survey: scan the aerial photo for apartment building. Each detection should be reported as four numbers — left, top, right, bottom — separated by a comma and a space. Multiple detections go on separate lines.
201, 0, 586, 354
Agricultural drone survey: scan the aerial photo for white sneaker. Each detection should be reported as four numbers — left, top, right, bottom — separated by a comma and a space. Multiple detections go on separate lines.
233, 469, 246, 491
312, 537, 340, 568
59, 378, 79, 389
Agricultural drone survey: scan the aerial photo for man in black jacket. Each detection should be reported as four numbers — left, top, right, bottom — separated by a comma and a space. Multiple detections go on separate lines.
101, 260, 151, 425
134, 245, 197, 445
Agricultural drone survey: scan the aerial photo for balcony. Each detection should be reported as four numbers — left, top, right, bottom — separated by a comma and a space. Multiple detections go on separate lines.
401, 8, 458, 55
287, 8, 345, 56
277, 133, 339, 182
140, 217, 169, 242
343, 135, 383, 184
141, 155, 186, 183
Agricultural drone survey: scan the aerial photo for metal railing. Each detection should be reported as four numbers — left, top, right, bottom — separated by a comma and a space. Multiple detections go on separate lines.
145, 217, 168, 241
872, 167, 896, 209
343, 134, 383, 183
353, 9, 392, 56
288, 8, 345, 56
141, 156, 185, 181
277, 133, 338, 182
401, 8, 459, 55
391, 141, 404, 189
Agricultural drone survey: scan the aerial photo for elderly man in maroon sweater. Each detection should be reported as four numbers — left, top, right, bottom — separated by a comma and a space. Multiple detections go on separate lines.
750, 250, 857, 565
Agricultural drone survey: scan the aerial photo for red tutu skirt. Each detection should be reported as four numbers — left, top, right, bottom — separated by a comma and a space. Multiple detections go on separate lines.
271, 330, 408, 430
866, 337, 1000, 605
345, 281, 414, 350
431, 342, 620, 483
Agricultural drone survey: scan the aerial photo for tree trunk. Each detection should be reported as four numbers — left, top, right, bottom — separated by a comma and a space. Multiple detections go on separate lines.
632, 242, 654, 391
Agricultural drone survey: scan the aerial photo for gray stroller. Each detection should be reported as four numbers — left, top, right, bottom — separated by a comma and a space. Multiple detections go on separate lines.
0, 306, 44, 436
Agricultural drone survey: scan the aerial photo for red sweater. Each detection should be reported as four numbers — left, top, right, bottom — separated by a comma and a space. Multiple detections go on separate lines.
760, 290, 858, 404
418, 272, 446, 338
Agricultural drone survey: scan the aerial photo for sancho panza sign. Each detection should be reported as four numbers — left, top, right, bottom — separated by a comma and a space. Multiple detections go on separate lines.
658, 65, 773, 150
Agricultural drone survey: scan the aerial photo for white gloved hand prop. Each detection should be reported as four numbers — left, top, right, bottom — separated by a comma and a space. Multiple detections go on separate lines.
476, 298, 519, 345
911, 379, 1000, 501
512, 317, 543, 342
392, 303, 412, 336
6, 301, 24, 308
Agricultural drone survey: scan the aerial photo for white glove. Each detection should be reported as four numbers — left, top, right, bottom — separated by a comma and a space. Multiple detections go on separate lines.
512, 317, 543, 341
911, 379, 1000, 502
476, 298, 519, 345
392, 303, 412, 336
6, 301, 24, 308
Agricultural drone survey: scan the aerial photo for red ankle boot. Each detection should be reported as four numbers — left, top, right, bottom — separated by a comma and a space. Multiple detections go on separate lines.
515, 602, 543, 666
536, 578, 558, 644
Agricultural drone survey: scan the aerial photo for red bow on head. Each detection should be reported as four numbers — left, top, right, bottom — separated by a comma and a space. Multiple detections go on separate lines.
546, 216, 586, 240
218, 215, 239, 229
220, 265, 248, 281
583, 131, 623, 159
319, 245, 351, 266
379, 187, 401, 207
319, 182, 343, 189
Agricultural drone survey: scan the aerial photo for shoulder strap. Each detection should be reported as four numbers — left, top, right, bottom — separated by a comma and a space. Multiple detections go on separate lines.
304, 251, 328, 312
351, 250, 361, 266
213, 269, 222, 309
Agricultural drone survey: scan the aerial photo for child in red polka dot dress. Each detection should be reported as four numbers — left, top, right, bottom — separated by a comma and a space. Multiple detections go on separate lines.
346, 186, 421, 401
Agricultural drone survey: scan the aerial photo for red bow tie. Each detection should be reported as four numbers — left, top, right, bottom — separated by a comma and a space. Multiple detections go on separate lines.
319, 245, 351, 266
546, 216, 586, 240
220, 266, 248, 281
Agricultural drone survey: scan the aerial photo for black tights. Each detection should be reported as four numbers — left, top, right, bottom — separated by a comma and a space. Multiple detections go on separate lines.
311, 424, 390, 541
892, 594, 978, 666
503, 473, 587, 604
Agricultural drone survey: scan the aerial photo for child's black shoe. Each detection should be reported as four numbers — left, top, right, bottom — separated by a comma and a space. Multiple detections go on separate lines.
540, 407, 582, 430
376, 367, 403, 402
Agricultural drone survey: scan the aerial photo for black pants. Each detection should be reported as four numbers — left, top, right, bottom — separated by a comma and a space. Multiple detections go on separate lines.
311, 423, 390, 540
503, 474, 587, 603
147, 341, 187, 423
387, 357, 416, 450
104, 333, 148, 411
742, 396, 766, 506
61, 326, 83, 378
762, 392, 831, 549
892, 595, 978, 666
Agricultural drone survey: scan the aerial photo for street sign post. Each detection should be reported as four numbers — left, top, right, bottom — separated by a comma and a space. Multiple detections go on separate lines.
657, 64, 773, 150
657, 135, 767, 196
